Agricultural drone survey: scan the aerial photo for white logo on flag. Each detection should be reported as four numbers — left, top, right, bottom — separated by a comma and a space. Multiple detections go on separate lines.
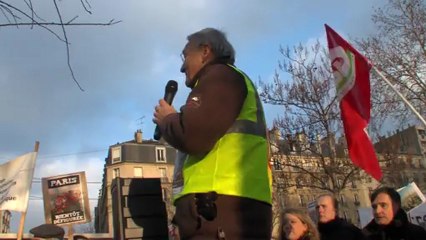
329, 46, 356, 100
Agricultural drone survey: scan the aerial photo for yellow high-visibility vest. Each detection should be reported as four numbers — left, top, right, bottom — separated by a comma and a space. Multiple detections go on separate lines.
174, 65, 272, 204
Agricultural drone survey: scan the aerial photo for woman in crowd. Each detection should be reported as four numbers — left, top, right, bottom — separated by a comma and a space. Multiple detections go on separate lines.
279, 208, 320, 240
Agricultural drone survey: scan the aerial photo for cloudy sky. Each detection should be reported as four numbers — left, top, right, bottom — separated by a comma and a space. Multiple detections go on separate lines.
0, 0, 388, 233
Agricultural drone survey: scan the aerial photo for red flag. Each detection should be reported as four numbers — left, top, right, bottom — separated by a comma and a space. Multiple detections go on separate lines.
325, 24, 382, 180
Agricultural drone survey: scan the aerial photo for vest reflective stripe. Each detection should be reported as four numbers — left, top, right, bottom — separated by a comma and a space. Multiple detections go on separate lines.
174, 65, 272, 204
226, 65, 267, 138
226, 119, 266, 137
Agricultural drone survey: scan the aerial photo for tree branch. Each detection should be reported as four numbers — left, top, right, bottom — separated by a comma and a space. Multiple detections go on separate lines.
0, 0, 121, 91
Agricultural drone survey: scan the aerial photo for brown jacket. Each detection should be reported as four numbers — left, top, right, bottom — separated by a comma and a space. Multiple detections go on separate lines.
160, 62, 247, 156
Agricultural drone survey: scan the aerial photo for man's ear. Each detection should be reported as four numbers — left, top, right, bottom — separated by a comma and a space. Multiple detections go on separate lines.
201, 45, 213, 63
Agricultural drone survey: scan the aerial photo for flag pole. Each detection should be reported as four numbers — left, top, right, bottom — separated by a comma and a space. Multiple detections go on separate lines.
17, 141, 39, 240
68, 225, 74, 239
372, 66, 426, 127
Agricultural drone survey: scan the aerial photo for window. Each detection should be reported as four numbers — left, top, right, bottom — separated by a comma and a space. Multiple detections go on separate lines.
273, 158, 282, 170
296, 178, 301, 188
366, 176, 372, 183
156, 147, 166, 162
337, 179, 343, 188
113, 168, 120, 179
354, 193, 359, 205
343, 211, 348, 220
159, 167, 167, 182
162, 188, 168, 201
340, 195, 345, 204
159, 167, 167, 178
111, 146, 121, 163
400, 172, 406, 183
282, 197, 288, 208
354, 193, 359, 202
134, 167, 143, 177
299, 195, 305, 206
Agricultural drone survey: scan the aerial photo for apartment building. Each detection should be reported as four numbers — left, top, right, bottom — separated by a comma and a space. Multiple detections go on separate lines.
375, 125, 426, 191
94, 130, 176, 234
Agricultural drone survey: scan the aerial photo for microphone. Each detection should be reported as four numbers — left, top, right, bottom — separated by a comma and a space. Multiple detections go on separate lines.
154, 80, 178, 140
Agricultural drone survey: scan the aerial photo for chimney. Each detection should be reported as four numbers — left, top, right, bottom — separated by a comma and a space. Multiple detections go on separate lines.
135, 129, 143, 143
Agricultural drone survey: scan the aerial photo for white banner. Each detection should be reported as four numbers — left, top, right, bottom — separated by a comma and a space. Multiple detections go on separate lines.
408, 202, 426, 228
0, 152, 37, 212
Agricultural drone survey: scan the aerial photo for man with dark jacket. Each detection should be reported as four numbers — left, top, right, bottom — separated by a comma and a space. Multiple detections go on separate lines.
316, 193, 366, 240
363, 186, 426, 240
153, 28, 272, 239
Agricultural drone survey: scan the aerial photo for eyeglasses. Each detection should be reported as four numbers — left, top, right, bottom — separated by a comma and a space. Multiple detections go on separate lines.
180, 44, 208, 62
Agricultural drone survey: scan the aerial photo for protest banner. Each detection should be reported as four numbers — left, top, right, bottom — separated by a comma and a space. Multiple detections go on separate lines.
397, 182, 426, 212
42, 171, 91, 226
408, 202, 426, 229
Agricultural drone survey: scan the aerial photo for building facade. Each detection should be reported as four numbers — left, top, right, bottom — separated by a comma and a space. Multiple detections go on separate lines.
94, 130, 176, 235
271, 154, 375, 225
375, 125, 426, 191
375, 125, 426, 157
271, 124, 426, 236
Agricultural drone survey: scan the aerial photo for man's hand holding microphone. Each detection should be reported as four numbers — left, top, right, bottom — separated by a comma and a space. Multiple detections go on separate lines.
153, 80, 178, 140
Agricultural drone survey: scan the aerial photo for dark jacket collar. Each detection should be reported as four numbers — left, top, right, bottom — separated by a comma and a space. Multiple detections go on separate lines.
318, 217, 346, 233
188, 59, 232, 89
364, 208, 409, 232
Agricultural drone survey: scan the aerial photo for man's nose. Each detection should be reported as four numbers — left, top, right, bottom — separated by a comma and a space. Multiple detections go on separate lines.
180, 63, 186, 73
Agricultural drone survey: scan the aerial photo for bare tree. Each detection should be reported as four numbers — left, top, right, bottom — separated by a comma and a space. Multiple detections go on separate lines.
356, 0, 426, 125
260, 41, 364, 198
0, 0, 120, 91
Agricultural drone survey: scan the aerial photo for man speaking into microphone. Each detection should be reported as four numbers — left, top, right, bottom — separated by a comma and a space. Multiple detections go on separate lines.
153, 28, 272, 240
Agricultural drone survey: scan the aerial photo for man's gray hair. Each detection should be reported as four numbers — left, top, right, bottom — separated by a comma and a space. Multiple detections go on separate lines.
187, 28, 235, 64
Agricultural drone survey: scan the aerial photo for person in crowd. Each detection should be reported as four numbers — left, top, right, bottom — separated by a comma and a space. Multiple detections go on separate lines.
153, 27, 272, 239
316, 193, 366, 240
279, 208, 320, 240
363, 186, 426, 240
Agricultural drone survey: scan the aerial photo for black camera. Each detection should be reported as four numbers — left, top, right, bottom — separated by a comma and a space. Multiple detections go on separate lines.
195, 191, 218, 221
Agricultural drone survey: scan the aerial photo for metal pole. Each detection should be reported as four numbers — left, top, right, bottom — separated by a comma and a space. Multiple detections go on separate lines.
373, 66, 426, 127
